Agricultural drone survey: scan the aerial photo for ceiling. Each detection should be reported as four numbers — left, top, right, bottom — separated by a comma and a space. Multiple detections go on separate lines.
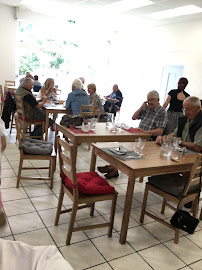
1, 0, 202, 28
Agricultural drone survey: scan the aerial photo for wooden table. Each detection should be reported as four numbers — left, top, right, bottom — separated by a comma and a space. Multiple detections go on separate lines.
90, 141, 198, 244
43, 105, 72, 140
55, 123, 151, 162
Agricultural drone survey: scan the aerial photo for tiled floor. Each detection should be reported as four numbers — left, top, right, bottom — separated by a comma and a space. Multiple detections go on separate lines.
1, 129, 202, 270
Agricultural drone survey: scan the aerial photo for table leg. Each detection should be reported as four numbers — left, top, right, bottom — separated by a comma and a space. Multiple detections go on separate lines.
119, 171, 136, 244
45, 110, 49, 141
90, 146, 97, 172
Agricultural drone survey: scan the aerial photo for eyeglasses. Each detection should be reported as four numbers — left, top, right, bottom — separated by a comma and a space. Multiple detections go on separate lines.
182, 107, 193, 112
147, 98, 157, 102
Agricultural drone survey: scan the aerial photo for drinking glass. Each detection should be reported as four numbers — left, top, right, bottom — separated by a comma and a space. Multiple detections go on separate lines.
133, 138, 146, 156
90, 118, 97, 131
106, 113, 114, 128
160, 143, 172, 157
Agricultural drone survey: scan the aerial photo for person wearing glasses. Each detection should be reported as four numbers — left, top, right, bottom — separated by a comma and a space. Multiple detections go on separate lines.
163, 77, 190, 132
132, 90, 168, 139
157, 96, 202, 153
98, 90, 168, 179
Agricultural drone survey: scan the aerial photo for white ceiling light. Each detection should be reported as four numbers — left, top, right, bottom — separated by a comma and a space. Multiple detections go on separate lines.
102, 0, 154, 13
146, 5, 202, 20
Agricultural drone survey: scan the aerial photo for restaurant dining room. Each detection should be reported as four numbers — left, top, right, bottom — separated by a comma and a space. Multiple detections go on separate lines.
0, 1, 202, 270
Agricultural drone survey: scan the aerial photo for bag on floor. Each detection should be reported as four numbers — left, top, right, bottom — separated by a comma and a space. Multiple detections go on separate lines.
170, 210, 199, 234
60, 115, 83, 128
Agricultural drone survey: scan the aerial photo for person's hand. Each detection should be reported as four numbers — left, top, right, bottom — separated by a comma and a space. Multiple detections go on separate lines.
156, 136, 164, 145
42, 96, 47, 103
104, 96, 108, 100
141, 101, 148, 109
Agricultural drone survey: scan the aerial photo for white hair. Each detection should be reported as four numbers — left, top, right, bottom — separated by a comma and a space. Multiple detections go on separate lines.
22, 77, 34, 88
72, 79, 82, 90
147, 90, 159, 99
79, 77, 85, 84
184, 96, 201, 107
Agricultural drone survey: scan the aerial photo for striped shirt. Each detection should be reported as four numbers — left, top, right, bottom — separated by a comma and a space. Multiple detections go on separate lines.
89, 92, 104, 115
139, 105, 168, 131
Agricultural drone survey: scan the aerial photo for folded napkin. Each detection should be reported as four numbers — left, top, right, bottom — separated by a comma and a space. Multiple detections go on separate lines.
123, 127, 144, 133
70, 126, 95, 134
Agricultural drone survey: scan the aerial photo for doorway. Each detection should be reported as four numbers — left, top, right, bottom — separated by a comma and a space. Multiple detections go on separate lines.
159, 65, 184, 103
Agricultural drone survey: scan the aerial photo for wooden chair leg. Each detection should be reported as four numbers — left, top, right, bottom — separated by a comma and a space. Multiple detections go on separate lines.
66, 202, 78, 245
108, 193, 117, 237
140, 185, 149, 223
50, 159, 55, 189
90, 203, 95, 216
16, 158, 23, 188
174, 229, 180, 244
161, 198, 167, 214
200, 208, 202, 220
192, 198, 198, 218
10, 111, 15, 134
55, 186, 64, 226
139, 177, 143, 183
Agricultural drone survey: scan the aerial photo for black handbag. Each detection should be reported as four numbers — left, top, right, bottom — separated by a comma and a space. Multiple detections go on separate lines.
170, 210, 199, 234
170, 165, 201, 234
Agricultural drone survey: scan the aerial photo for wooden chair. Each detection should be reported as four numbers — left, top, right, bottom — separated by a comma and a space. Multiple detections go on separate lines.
15, 115, 56, 189
15, 95, 44, 140
79, 105, 100, 121
140, 154, 201, 244
5, 80, 15, 86
55, 136, 118, 245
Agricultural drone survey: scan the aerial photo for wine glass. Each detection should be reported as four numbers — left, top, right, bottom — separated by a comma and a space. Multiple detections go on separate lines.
133, 138, 146, 156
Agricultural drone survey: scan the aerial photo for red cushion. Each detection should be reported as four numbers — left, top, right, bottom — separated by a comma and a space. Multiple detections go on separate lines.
19, 115, 43, 122
64, 172, 115, 194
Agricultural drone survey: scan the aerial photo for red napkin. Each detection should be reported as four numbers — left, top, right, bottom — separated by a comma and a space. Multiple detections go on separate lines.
123, 127, 144, 133
70, 126, 95, 134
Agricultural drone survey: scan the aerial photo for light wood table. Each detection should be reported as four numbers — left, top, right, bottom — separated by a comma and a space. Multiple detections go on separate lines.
90, 141, 198, 244
55, 123, 151, 162
43, 105, 72, 140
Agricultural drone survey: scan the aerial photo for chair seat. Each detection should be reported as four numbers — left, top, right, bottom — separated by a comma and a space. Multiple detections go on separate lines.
19, 115, 43, 122
22, 137, 53, 155
148, 173, 199, 197
63, 172, 115, 195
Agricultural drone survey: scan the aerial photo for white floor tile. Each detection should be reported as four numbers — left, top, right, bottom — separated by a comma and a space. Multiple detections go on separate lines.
190, 259, 202, 270
138, 244, 186, 270
60, 240, 105, 270
30, 194, 59, 211
3, 198, 35, 216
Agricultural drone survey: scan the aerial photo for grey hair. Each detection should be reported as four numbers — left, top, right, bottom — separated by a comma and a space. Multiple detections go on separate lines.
147, 90, 159, 99
72, 79, 82, 90
22, 77, 34, 88
184, 96, 201, 107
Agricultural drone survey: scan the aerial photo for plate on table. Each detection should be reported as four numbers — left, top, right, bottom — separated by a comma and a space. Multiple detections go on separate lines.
75, 125, 82, 129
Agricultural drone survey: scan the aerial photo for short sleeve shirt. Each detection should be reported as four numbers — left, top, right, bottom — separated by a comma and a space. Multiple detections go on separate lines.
168, 89, 190, 112
139, 105, 168, 131
109, 90, 123, 108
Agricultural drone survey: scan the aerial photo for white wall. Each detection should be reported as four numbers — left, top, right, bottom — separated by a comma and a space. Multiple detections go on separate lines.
0, 4, 18, 85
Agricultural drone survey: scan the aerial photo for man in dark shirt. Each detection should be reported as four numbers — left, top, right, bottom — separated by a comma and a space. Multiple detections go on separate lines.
16, 77, 54, 137
103, 84, 123, 116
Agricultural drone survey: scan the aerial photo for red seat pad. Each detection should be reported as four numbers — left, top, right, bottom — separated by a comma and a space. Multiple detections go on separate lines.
64, 172, 115, 194
19, 115, 43, 122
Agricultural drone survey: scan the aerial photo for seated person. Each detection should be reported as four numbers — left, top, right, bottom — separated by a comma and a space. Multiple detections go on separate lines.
156, 96, 202, 153
103, 84, 123, 116
87, 83, 105, 118
98, 90, 168, 179
16, 73, 34, 95
33, 75, 42, 92
65, 78, 89, 115
40, 78, 57, 131
132, 90, 168, 139
16, 77, 54, 137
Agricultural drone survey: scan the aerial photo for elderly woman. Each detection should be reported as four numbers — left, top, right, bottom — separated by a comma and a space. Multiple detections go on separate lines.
41, 78, 57, 131
87, 83, 104, 118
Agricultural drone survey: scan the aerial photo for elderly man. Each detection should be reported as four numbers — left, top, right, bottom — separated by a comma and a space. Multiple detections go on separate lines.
65, 78, 89, 115
132, 90, 168, 138
16, 77, 54, 137
157, 96, 202, 153
103, 84, 123, 116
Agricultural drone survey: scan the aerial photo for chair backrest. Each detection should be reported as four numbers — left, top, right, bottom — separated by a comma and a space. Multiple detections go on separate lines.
5, 80, 15, 86
57, 136, 79, 198
56, 89, 62, 95
15, 95, 25, 119
79, 105, 100, 120
182, 154, 201, 197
